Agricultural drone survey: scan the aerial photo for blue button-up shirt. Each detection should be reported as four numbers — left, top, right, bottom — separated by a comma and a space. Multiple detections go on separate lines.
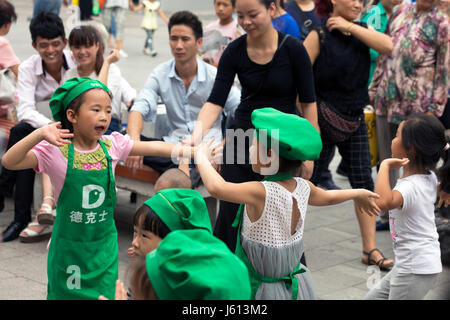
131, 57, 241, 144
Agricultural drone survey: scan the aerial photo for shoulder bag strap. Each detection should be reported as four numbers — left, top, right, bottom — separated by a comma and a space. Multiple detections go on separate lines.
242, 34, 290, 102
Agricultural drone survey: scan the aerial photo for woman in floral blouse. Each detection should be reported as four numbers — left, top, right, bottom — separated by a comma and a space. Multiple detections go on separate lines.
370, 0, 449, 127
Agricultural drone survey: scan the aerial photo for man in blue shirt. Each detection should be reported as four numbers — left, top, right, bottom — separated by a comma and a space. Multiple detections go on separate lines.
126, 11, 240, 187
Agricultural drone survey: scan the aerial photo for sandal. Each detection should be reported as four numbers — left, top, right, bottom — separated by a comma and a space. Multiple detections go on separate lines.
19, 222, 52, 243
37, 196, 56, 226
361, 248, 394, 271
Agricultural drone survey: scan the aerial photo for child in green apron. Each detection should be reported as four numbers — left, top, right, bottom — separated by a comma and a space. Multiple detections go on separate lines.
105, 229, 251, 300
195, 107, 382, 300
1, 77, 214, 300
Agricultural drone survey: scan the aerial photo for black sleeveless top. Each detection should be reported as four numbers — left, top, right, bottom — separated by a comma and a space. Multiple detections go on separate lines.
313, 20, 370, 115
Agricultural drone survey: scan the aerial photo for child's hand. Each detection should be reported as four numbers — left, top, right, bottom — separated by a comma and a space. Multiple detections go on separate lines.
128, 247, 137, 259
106, 49, 120, 64
354, 189, 381, 217
381, 158, 409, 170
195, 139, 223, 165
40, 122, 73, 147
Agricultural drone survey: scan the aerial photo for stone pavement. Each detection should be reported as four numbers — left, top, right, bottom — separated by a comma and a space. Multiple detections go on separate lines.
0, 0, 449, 300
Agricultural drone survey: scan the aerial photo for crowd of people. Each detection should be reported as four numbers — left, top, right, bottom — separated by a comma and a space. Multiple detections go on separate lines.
0, 0, 449, 300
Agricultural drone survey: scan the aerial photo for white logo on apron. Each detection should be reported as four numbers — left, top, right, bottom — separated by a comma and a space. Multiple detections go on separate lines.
82, 185, 105, 209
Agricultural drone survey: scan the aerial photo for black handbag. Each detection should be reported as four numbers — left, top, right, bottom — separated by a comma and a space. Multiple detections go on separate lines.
317, 100, 362, 143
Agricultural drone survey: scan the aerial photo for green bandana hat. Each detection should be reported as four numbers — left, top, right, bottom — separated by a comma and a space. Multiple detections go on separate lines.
251, 108, 322, 161
49, 77, 110, 122
146, 229, 251, 300
144, 188, 212, 233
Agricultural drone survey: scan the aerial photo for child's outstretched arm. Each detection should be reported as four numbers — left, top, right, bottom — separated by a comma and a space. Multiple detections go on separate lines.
97, 49, 120, 86
1, 122, 73, 170
158, 8, 169, 24
307, 181, 381, 217
375, 158, 408, 211
195, 140, 265, 214
129, 140, 197, 160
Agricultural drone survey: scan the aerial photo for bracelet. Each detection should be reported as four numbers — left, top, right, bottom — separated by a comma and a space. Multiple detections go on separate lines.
346, 22, 355, 35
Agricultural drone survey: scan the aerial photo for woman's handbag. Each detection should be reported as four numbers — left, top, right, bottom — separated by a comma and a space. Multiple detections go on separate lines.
0, 69, 16, 105
317, 100, 362, 143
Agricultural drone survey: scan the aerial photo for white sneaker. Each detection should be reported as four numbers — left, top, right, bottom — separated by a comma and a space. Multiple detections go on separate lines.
119, 49, 128, 58
151, 50, 157, 57
143, 48, 151, 56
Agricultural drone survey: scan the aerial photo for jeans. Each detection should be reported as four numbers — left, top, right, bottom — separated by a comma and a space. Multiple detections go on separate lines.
144, 29, 155, 51
33, 0, 62, 18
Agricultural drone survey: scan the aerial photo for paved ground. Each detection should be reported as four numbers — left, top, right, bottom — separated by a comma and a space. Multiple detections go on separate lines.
0, 0, 449, 300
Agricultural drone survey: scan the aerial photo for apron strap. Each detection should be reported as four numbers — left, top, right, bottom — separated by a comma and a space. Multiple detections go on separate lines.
98, 140, 116, 202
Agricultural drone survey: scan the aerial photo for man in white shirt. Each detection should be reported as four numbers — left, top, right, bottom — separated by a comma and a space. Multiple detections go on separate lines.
1, 12, 77, 242
127, 11, 240, 187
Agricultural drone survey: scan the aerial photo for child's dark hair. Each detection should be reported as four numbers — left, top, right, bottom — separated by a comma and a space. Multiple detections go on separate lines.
279, 156, 303, 176
133, 204, 171, 238
168, 11, 203, 39
29, 11, 65, 43
401, 114, 450, 192
128, 256, 159, 300
68, 25, 105, 75
0, 0, 17, 28
61, 89, 113, 133
214, 0, 236, 6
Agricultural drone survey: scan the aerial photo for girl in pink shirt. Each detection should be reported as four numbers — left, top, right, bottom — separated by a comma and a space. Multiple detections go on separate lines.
0, 77, 209, 300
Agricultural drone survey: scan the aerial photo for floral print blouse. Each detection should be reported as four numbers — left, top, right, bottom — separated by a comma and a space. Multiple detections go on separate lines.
369, 4, 449, 124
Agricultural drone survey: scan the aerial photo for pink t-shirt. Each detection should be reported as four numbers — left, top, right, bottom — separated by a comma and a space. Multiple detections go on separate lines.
204, 19, 242, 65
0, 36, 20, 70
31, 132, 134, 203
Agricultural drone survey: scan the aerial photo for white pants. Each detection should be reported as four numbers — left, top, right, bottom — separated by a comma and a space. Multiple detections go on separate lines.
364, 266, 439, 300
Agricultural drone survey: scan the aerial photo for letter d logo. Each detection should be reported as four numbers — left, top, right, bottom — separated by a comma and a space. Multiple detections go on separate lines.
82, 185, 105, 209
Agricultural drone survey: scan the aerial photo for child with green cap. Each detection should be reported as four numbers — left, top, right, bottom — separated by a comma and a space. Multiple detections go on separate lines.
102, 229, 251, 300
128, 168, 192, 259
196, 107, 381, 300
127, 186, 214, 299
1, 77, 218, 300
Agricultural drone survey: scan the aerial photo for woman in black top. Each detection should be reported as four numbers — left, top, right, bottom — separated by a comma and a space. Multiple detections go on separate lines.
303, 0, 394, 270
185, 0, 318, 252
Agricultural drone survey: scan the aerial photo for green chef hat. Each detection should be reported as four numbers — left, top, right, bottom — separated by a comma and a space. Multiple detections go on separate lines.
146, 229, 251, 300
49, 77, 110, 122
251, 108, 322, 161
144, 188, 212, 233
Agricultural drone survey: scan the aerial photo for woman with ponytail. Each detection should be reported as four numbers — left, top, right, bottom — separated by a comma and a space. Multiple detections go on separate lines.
365, 114, 444, 299
65, 25, 136, 134
303, 0, 394, 270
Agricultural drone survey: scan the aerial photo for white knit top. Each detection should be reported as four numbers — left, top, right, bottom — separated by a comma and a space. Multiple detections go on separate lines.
242, 177, 310, 248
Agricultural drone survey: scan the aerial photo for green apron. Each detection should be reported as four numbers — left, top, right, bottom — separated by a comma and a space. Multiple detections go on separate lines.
232, 173, 306, 300
47, 141, 118, 300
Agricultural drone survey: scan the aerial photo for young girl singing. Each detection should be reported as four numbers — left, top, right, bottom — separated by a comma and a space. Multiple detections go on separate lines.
196, 107, 381, 300
365, 114, 445, 300
1, 77, 203, 300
